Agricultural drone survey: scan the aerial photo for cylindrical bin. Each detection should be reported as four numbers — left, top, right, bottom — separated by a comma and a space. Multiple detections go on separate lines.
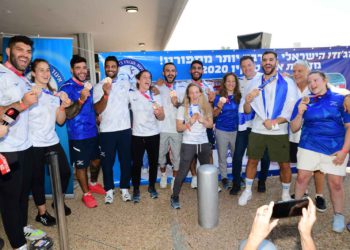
46, 151, 69, 250
197, 164, 219, 229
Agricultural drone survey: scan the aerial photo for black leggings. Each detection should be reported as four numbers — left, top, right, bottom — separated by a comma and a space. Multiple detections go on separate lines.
132, 134, 160, 189
31, 143, 71, 206
0, 148, 33, 248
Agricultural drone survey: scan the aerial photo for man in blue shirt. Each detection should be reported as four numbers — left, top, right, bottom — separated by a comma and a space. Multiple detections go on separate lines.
60, 55, 104, 208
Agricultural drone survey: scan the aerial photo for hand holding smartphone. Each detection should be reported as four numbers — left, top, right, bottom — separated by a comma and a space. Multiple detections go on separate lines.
272, 198, 309, 218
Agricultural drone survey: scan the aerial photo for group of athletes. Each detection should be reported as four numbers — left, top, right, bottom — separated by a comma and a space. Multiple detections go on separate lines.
1, 35, 350, 249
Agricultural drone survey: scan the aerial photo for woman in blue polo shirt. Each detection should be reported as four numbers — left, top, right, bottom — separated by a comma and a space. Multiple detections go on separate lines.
290, 71, 350, 233
213, 73, 241, 189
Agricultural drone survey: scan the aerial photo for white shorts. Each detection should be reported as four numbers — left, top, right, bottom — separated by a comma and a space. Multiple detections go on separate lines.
297, 147, 349, 176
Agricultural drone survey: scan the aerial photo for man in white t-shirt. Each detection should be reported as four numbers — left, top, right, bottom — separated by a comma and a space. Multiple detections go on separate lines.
230, 56, 271, 195
238, 51, 298, 206
94, 56, 132, 204
0, 36, 47, 249
156, 62, 188, 189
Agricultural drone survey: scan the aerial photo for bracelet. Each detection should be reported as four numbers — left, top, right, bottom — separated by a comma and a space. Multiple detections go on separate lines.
103, 94, 109, 100
19, 99, 28, 110
341, 148, 348, 154
78, 98, 85, 105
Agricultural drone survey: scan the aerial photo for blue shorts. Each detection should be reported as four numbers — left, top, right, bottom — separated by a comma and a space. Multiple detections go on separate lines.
69, 136, 100, 169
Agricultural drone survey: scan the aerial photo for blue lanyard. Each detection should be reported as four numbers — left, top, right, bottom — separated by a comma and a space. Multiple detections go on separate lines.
258, 74, 277, 90
189, 104, 199, 117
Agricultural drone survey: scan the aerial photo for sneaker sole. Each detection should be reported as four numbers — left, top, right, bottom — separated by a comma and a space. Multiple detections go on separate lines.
24, 233, 47, 241
332, 227, 345, 233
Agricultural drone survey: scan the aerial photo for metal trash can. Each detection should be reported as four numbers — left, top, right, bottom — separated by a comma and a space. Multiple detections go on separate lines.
197, 164, 219, 229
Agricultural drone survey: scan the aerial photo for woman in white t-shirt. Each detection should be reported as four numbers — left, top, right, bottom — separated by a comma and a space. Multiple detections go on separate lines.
129, 70, 165, 202
29, 59, 72, 226
171, 83, 213, 209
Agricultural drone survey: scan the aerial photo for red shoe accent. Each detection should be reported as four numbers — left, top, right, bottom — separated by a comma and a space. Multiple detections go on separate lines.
88, 183, 106, 195
82, 193, 97, 208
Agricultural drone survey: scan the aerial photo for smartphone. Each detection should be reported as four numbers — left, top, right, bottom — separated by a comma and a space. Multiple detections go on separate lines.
272, 198, 309, 218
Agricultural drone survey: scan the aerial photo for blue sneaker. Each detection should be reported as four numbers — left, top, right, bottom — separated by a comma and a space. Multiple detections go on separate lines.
171, 195, 180, 209
346, 221, 350, 232
133, 189, 140, 203
148, 186, 158, 199
333, 214, 345, 233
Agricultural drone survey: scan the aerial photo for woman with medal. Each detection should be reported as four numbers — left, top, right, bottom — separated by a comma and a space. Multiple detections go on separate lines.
213, 73, 241, 190
171, 83, 213, 209
291, 71, 350, 233
129, 70, 165, 202
29, 59, 72, 226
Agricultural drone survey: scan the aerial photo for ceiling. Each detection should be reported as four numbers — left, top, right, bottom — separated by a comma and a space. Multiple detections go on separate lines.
0, 0, 188, 52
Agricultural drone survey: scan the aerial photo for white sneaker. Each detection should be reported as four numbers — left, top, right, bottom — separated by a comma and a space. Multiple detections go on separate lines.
281, 192, 292, 201
191, 176, 197, 189
160, 173, 167, 189
238, 190, 252, 206
121, 189, 132, 202
23, 225, 46, 241
171, 177, 175, 191
105, 189, 114, 204
218, 186, 222, 193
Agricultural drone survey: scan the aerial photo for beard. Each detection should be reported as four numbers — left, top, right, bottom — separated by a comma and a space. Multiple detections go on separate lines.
191, 73, 202, 81
262, 64, 276, 76
73, 72, 87, 82
106, 71, 117, 79
10, 51, 29, 72
165, 75, 176, 83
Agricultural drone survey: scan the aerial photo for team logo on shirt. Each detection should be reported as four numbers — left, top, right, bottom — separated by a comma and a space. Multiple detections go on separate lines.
330, 101, 338, 107
117, 59, 145, 86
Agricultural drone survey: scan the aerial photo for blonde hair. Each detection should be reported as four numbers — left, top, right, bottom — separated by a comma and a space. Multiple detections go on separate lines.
183, 83, 213, 121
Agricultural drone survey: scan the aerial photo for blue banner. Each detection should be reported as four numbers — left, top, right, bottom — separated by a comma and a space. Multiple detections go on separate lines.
99, 46, 350, 90
99, 47, 349, 182
2, 37, 74, 196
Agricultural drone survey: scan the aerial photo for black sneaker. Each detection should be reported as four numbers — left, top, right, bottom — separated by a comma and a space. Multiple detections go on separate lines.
35, 211, 56, 227
0, 237, 4, 250
51, 202, 72, 216
229, 182, 241, 195
148, 186, 159, 199
30, 236, 54, 250
257, 180, 266, 193
315, 196, 327, 212
221, 178, 230, 190
133, 189, 141, 203
170, 195, 180, 209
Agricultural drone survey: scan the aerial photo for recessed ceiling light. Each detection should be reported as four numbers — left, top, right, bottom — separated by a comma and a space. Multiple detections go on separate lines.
138, 42, 145, 47
125, 6, 138, 13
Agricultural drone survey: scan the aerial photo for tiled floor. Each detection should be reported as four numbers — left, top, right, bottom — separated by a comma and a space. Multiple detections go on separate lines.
1, 174, 350, 249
